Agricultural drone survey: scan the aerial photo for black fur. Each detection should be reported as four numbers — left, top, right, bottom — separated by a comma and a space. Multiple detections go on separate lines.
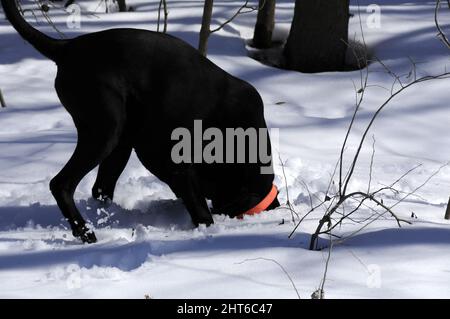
2, 0, 279, 243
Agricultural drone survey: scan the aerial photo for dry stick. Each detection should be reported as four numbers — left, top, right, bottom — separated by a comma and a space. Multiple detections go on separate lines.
367, 135, 376, 194
309, 189, 413, 250
321, 198, 369, 234
319, 191, 413, 236
339, 0, 370, 196
300, 179, 313, 211
388, 162, 449, 210
31, 0, 65, 38
288, 198, 331, 239
288, 146, 343, 239
278, 156, 299, 223
0, 89, 6, 108
325, 154, 341, 198
341, 72, 450, 197
235, 258, 301, 299
335, 163, 449, 246
376, 184, 428, 202
371, 163, 423, 197
435, 0, 450, 49
199, 0, 260, 56
210, 0, 257, 33
315, 232, 333, 299
157, 0, 168, 33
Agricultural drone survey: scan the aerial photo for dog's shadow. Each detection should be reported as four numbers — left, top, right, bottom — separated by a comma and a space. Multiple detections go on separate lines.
0, 198, 195, 233
0, 200, 312, 273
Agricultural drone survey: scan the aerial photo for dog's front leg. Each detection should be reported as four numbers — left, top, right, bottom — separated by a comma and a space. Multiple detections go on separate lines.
170, 167, 214, 227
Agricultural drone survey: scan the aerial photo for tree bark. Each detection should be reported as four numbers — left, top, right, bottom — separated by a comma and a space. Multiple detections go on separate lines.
198, 0, 214, 56
283, 0, 350, 73
252, 0, 276, 49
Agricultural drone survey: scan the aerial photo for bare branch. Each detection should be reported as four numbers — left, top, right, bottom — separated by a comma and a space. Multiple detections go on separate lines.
342, 72, 450, 197
278, 155, 299, 223
435, 0, 450, 49
157, 0, 168, 33
210, 0, 258, 33
367, 135, 376, 193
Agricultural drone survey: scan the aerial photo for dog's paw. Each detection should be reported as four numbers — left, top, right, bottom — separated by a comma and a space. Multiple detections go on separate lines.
73, 226, 97, 244
194, 219, 214, 228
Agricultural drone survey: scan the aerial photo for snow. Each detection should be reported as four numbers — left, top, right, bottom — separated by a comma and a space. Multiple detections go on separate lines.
0, 0, 450, 298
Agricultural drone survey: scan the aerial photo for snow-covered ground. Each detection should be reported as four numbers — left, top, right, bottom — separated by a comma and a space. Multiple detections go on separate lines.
0, 0, 449, 298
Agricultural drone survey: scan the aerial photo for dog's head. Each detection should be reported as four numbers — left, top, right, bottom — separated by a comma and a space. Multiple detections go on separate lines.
211, 166, 280, 218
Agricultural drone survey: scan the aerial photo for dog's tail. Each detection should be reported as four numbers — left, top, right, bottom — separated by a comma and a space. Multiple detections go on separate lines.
1, 0, 66, 61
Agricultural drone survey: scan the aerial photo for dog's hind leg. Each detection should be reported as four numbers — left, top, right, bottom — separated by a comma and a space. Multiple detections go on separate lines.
50, 123, 122, 243
92, 136, 132, 203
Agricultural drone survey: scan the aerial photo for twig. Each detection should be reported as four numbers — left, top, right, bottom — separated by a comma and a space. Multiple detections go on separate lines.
435, 0, 450, 49
210, 0, 258, 33
367, 135, 376, 193
332, 163, 449, 246
34, 0, 66, 38
312, 232, 333, 299
278, 155, 299, 223
300, 179, 313, 211
371, 163, 423, 197
338, 0, 370, 196
389, 162, 449, 210
342, 72, 450, 197
199, 0, 263, 56
288, 197, 332, 239
157, 0, 168, 33
235, 258, 301, 299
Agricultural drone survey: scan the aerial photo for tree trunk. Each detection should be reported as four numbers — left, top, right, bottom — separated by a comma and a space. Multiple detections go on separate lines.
198, 0, 214, 56
117, 0, 127, 12
283, 0, 350, 73
252, 0, 276, 48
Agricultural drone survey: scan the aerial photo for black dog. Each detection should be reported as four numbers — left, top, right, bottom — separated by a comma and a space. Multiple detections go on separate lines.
2, 0, 280, 243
